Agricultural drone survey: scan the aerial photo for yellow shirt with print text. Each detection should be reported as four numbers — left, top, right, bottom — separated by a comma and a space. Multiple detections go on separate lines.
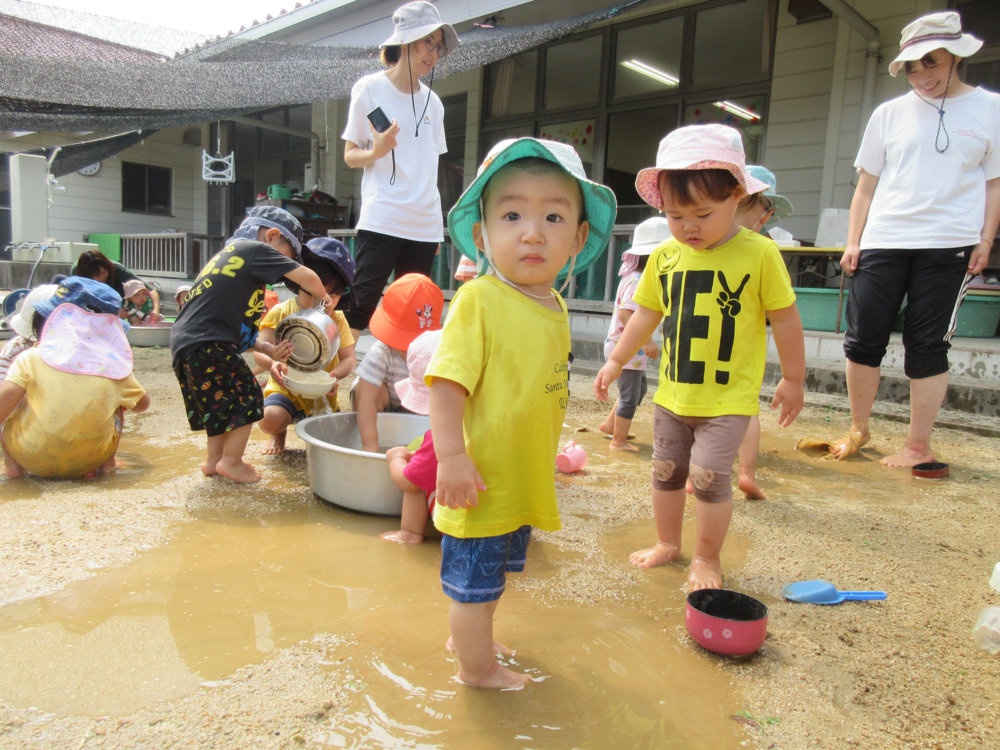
425, 275, 570, 538
632, 228, 796, 417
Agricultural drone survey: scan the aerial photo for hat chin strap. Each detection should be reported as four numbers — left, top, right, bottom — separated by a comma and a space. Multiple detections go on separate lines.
477, 199, 574, 299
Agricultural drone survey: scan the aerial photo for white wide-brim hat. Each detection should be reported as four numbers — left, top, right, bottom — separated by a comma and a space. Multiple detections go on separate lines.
889, 11, 983, 77
9, 284, 57, 338
624, 217, 672, 257
381, 1, 459, 58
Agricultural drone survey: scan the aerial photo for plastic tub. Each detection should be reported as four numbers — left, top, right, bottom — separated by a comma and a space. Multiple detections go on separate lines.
792, 288, 847, 333
686, 589, 768, 656
295, 412, 430, 516
126, 322, 173, 347
956, 295, 1000, 338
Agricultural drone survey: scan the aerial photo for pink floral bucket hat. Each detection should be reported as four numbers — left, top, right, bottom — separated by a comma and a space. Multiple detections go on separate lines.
635, 124, 768, 209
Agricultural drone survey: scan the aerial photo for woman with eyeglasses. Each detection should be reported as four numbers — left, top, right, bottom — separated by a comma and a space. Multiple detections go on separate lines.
832, 12, 1000, 466
342, 1, 459, 340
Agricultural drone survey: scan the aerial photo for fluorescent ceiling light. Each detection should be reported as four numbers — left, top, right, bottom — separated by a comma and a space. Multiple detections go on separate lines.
714, 100, 759, 121
621, 59, 678, 86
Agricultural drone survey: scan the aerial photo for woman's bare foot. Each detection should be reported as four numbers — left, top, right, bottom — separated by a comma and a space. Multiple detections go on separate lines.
630, 541, 681, 569
445, 637, 511, 656
216, 457, 261, 484
262, 431, 287, 456
609, 440, 639, 452
687, 557, 724, 590
738, 472, 767, 500
456, 661, 531, 690
829, 428, 870, 460
880, 444, 934, 467
200, 461, 218, 476
381, 529, 424, 544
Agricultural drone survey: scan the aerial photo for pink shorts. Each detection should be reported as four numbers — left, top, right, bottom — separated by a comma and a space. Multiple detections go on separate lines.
651, 406, 750, 504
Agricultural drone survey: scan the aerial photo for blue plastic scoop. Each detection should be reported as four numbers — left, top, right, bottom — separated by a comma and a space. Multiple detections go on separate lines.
783, 580, 887, 605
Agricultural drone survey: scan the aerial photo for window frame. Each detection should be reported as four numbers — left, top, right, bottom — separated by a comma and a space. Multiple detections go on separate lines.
121, 161, 173, 216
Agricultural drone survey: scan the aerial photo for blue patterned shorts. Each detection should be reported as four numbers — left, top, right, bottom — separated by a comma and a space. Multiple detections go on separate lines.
440, 525, 532, 603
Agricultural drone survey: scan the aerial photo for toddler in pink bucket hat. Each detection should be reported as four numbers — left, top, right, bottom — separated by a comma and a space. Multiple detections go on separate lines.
382, 329, 441, 544
635, 124, 768, 210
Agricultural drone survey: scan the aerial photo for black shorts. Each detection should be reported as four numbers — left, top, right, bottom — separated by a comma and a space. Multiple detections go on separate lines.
174, 342, 264, 437
844, 246, 973, 379
344, 229, 438, 331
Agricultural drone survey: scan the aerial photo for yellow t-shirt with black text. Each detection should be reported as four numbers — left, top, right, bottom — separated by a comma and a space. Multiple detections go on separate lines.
260, 298, 355, 413
425, 275, 570, 538
632, 228, 796, 417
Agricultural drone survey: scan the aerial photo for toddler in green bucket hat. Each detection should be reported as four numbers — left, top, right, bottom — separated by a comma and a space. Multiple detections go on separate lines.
426, 138, 616, 689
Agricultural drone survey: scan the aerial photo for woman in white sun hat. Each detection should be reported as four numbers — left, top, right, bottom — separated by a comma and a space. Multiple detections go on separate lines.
342, 1, 459, 341
833, 11, 1000, 466
598, 217, 670, 451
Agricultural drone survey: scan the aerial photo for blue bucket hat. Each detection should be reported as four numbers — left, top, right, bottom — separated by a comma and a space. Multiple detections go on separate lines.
231, 206, 304, 257
746, 165, 793, 230
448, 138, 618, 284
33, 276, 129, 331
304, 237, 357, 310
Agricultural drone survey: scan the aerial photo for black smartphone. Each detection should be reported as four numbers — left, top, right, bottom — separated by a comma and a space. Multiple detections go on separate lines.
367, 107, 392, 133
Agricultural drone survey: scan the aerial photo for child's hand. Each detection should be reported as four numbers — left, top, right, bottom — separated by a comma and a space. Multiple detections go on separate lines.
385, 446, 413, 464
771, 378, 804, 427
261, 340, 294, 363
436, 453, 487, 509
593, 361, 624, 402
318, 294, 335, 316
147, 311, 160, 325
642, 340, 660, 360
270, 360, 287, 386
325, 375, 339, 395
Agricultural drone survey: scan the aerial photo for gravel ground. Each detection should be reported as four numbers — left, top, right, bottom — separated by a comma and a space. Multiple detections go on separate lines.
1, 351, 999, 748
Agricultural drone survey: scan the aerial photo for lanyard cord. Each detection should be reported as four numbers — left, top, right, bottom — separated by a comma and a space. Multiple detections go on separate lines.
911, 63, 953, 154
406, 47, 435, 138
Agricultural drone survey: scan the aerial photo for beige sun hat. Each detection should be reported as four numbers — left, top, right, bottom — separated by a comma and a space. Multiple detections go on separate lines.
889, 12, 983, 77
380, 2, 459, 58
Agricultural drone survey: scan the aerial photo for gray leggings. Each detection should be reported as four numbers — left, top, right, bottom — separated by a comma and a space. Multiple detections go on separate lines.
615, 369, 648, 419
651, 405, 750, 504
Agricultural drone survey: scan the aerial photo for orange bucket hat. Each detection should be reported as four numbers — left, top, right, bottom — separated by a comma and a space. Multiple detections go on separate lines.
368, 273, 444, 351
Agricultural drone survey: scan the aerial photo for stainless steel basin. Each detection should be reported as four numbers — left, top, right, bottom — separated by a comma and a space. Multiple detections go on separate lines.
126, 322, 173, 347
295, 412, 430, 516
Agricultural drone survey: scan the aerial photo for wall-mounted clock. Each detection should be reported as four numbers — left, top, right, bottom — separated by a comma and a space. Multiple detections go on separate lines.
77, 162, 101, 176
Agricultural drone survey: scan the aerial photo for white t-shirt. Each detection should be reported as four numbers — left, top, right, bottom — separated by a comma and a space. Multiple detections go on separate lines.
342, 71, 447, 242
855, 87, 1000, 250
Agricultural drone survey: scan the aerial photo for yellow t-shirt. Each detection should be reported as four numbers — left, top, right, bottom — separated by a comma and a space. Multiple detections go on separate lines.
632, 229, 796, 417
260, 299, 355, 413
426, 275, 570, 538
2, 349, 145, 478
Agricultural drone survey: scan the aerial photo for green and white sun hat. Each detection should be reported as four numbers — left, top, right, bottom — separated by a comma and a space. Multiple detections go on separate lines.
447, 137, 618, 284
746, 165, 794, 230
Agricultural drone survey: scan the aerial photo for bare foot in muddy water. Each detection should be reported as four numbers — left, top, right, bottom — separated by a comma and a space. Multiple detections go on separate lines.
738, 472, 767, 500
687, 557, 723, 590
97, 457, 121, 474
598, 416, 614, 436
880, 444, 934, 467
381, 530, 424, 544
446, 637, 511, 656
201, 460, 218, 476
609, 440, 639, 451
456, 662, 531, 690
630, 541, 681, 568
216, 458, 261, 484
829, 427, 869, 460
3, 460, 25, 479
262, 431, 287, 456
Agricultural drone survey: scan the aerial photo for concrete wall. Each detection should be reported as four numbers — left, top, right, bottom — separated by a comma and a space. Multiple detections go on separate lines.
1, 126, 209, 243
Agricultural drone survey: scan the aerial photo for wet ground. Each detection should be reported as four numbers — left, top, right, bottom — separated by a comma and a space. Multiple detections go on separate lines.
1, 348, 1000, 749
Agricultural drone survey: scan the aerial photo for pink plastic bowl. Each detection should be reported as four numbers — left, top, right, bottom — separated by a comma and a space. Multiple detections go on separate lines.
685, 589, 768, 656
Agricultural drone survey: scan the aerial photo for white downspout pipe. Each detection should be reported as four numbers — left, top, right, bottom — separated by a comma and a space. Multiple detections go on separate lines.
228, 114, 323, 189
818, 0, 880, 149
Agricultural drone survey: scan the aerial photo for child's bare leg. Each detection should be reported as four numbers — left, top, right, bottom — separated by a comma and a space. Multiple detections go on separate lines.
610, 414, 637, 451
216, 424, 260, 484
381, 491, 429, 544
449, 600, 529, 689
259, 406, 293, 455
0, 428, 25, 479
203, 434, 224, 476
599, 402, 617, 435
689, 498, 732, 591
737, 416, 765, 499
631, 487, 684, 568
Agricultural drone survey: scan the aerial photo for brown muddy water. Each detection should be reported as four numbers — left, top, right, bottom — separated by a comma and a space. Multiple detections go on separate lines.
0, 408, 961, 749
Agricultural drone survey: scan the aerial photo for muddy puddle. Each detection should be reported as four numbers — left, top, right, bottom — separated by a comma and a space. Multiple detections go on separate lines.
0, 410, 958, 748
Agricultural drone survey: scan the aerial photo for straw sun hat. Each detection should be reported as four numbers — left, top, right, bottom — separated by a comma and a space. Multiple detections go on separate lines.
889, 12, 983, 77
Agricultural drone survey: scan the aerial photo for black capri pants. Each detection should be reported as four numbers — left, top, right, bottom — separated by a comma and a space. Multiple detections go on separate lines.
344, 229, 438, 331
844, 246, 974, 379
